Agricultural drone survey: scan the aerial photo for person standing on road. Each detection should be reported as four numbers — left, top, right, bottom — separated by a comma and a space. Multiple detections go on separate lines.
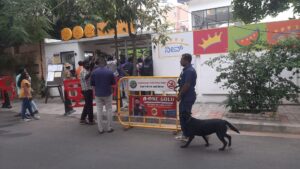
18, 72, 40, 121
79, 60, 94, 125
15, 68, 40, 117
175, 53, 197, 141
91, 57, 116, 134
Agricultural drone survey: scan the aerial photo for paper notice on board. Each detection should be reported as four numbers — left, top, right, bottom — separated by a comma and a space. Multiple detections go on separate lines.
48, 65, 56, 72
47, 72, 55, 81
54, 72, 62, 78
56, 65, 63, 71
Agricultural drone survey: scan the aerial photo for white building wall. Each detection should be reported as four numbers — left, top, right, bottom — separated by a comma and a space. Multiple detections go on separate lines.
188, 0, 231, 11
44, 40, 116, 96
44, 41, 80, 67
152, 48, 228, 103
44, 42, 80, 96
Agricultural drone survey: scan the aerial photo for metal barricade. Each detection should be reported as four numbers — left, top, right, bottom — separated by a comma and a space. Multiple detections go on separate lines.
63, 78, 119, 112
0, 76, 16, 105
116, 76, 181, 132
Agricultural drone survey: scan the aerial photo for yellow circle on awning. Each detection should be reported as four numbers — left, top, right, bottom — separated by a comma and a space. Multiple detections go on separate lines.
73, 26, 84, 39
61, 28, 72, 41
84, 24, 95, 38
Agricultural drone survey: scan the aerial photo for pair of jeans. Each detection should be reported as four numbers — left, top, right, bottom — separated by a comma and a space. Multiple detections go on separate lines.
95, 95, 113, 132
21, 98, 34, 119
80, 90, 94, 122
179, 100, 195, 137
30, 100, 38, 112
19, 99, 38, 114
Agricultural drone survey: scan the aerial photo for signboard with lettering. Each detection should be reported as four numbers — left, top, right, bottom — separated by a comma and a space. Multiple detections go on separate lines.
129, 95, 177, 118
158, 32, 193, 57
61, 22, 135, 41
128, 78, 177, 92
46, 64, 64, 86
267, 20, 300, 44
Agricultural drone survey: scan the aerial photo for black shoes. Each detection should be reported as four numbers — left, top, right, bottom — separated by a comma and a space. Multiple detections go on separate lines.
107, 129, 114, 133
80, 120, 95, 125
64, 110, 76, 116
2, 105, 12, 109
88, 121, 96, 125
80, 120, 88, 124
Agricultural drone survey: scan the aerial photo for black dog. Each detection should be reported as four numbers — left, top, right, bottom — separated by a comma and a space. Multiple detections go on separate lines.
181, 117, 240, 151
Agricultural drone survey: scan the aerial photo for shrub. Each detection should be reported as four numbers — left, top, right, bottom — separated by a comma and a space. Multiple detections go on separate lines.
206, 39, 300, 113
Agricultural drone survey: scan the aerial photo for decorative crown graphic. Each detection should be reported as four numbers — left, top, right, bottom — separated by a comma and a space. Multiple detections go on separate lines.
198, 32, 223, 50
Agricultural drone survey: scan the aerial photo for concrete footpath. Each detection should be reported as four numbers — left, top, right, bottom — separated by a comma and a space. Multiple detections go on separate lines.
2, 98, 300, 134
192, 103, 300, 134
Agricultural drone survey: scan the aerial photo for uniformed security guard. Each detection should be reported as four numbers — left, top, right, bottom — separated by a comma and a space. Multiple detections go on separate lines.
176, 53, 197, 141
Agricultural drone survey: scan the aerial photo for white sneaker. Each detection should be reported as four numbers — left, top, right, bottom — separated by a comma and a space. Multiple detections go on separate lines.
32, 115, 40, 120
175, 135, 188, 142
22, 118, 31, 122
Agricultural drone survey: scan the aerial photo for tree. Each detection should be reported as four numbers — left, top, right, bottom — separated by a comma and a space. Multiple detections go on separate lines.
79, 0, 171, 75
206, 39, 300, 113
46, 0, 87, 39
232, 0, 300, 24
121, 0, 171, 75
78, 0, 125, 63
0, 0, 51, 53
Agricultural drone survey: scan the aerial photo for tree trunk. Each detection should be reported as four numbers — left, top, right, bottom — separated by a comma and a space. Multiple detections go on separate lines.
128, 22, 137, 76
39, 41, 44, 80
114, 25, 119, 64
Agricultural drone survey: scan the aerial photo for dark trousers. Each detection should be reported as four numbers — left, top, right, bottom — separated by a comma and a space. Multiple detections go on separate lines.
179, 100, 195, 137
64, 90, 74, 114
2, 90, 12, 108
80, 90, 94, 122
21, 98, 33, 119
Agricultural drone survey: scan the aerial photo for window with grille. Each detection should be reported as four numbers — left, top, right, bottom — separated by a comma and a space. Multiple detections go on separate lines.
192, 6, 232, 30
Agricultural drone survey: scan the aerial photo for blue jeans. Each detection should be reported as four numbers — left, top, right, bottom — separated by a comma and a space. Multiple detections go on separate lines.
179, 100, 195, 137
19, 99, 38, 114
21, 98, 33, 119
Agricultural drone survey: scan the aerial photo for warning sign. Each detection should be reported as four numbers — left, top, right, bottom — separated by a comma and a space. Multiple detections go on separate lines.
129, 95, 177, 118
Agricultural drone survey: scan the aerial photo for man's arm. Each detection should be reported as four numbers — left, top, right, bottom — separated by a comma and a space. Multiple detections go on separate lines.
177, 82, 190, 101
177, 70, 193, 101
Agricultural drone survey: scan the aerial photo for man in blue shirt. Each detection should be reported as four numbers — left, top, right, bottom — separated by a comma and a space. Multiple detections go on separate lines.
91, 57, 116, 134
175, 53, 197, 141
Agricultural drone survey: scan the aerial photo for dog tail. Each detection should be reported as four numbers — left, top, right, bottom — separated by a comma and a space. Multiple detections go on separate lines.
225, 121, 240, 134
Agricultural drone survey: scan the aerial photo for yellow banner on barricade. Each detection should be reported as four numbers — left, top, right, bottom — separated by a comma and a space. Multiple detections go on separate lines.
117, 76, 181, 133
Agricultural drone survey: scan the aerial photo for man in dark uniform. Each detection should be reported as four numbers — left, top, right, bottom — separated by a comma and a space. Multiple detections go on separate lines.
175, 53, 197, 141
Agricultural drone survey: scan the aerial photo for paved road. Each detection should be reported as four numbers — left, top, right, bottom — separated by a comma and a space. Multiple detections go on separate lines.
1, 112, 300, 169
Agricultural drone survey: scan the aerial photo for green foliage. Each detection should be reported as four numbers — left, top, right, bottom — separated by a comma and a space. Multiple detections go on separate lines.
206, 39, 300, 113
0, 54, 21, 75
232, 0, 300, 24
80, 0, 171, 75
0, 0, 52, 49
119, 0, 171, 75
47, 0, 87, 39
0, 53, 42, 94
